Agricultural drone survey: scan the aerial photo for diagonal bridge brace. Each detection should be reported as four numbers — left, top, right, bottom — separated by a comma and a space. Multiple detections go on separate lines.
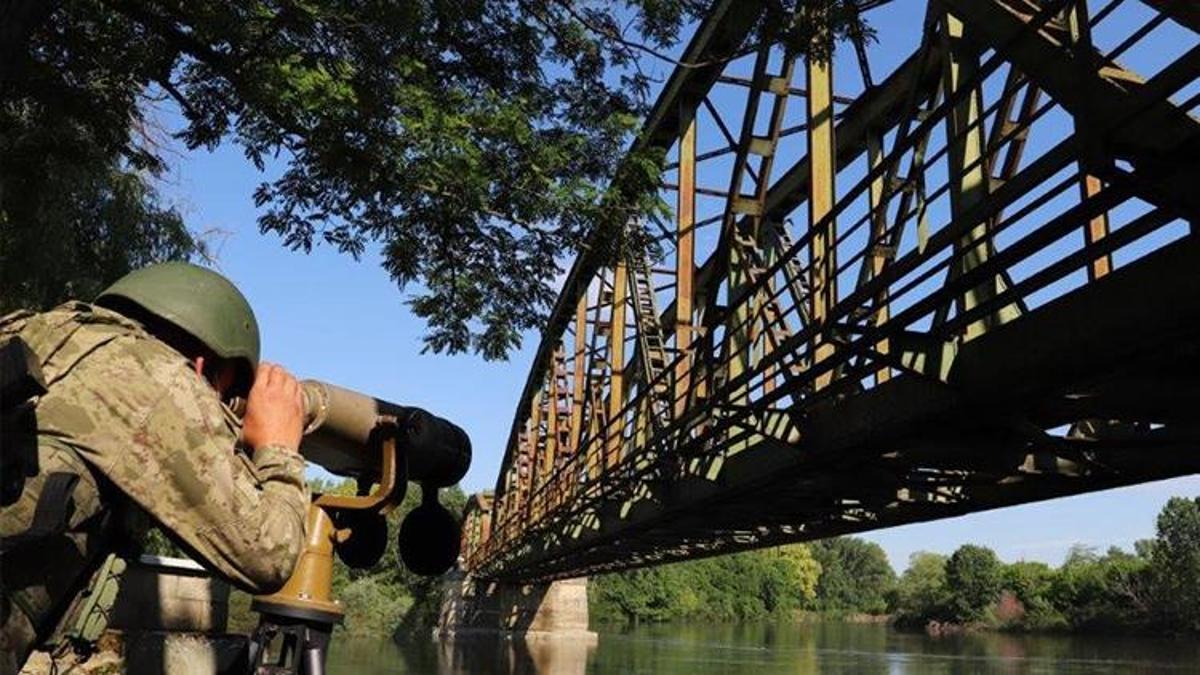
938, 0, 1200, 218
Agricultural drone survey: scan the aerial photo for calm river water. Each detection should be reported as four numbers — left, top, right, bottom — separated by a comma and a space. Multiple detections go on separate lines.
326, 621, 1200, 674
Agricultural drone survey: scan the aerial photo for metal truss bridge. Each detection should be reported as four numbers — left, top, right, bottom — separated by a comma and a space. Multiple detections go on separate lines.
460, 0, 1200, 583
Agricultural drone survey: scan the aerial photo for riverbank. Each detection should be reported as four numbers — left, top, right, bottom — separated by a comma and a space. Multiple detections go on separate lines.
590, 497, 1200, 637
795, 611, 891, 624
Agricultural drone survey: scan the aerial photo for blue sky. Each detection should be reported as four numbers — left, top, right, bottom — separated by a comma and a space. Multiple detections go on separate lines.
151, 0, 1197, 573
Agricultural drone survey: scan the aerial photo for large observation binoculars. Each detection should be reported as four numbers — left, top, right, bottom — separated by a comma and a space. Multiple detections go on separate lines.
247, 380, 471, 674
298, 380, 471, 576
299, 380, 471, 491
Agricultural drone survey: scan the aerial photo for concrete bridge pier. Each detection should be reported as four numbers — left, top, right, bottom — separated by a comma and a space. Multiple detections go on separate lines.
434, 571, 597, 671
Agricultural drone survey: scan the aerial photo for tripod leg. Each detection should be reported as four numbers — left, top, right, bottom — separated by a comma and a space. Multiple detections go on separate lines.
302, 646, 324, 675
301, 621, 331, 675
248, 614, 332, 675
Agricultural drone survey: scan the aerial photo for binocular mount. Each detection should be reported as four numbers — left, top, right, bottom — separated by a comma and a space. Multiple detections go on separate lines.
245, 382, 471, 675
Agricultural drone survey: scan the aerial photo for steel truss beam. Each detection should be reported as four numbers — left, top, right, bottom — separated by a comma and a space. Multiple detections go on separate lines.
465, 0, 1200, 581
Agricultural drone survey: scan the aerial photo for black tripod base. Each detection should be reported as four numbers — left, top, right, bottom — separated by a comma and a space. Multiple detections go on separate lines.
248, 614, 334, 675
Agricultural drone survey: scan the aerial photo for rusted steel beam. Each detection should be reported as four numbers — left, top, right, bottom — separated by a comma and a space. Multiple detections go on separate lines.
865, 133, 891, 384
583, 269, 611, 483
717, 44, 769, 406
807, 34, 838, 390
1061, 0, 1113, 282
543, 347, 562, 484
1081, 174, 1112, 279
941, 11, 1021, 339
714, 74, 858, 104
569, 296, 587, 453
606, 262, 629, 469
491, 0, 767, 498
525, 388, 543, 519
939, 0, 1200, 215
675, 106, 697, 418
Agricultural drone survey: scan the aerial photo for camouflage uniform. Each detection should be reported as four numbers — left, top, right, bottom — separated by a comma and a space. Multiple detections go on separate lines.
0, 302, 308, 672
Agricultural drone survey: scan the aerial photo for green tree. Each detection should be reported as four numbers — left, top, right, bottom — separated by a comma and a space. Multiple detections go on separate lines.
893, 552, 949, 625
1046, 544, 1153, 631
944, 544, 1002, 623
0, 115, 197, 313
1001, 560, 1065, 631
1, 0, 201, 313
768, 544, 822, 611
591, 565, 689, 625
808, 537, 896, 614
590, 543, 822, 625
1149, 496, 1200, 632
6, 0, 873, 359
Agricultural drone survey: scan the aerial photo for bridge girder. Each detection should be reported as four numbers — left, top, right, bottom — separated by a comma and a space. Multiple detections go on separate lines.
466, 0, 1200, 583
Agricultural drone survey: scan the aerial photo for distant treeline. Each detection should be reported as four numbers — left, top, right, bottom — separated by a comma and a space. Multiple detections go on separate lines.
592, 496, 1200, 635
205, 490, 1198, 637
590, 536, 895, 624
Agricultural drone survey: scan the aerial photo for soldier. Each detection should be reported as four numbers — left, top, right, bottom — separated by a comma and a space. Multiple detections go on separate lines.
0, 262, 310, 673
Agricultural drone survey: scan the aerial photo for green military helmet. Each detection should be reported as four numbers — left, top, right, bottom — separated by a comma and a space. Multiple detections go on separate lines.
96, 262, 260, 376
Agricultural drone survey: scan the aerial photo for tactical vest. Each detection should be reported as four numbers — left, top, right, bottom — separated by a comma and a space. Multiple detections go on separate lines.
0, 304, 148, 673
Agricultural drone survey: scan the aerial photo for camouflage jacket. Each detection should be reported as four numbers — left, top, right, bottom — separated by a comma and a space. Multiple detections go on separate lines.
0, 302, 308, 592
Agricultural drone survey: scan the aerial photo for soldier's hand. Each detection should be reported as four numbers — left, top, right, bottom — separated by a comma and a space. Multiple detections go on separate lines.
242, 363, 305, 452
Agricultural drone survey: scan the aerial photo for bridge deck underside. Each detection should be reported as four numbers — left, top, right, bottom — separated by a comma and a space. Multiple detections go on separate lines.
490, 237, 1200, 581
462, 0, 1200, 583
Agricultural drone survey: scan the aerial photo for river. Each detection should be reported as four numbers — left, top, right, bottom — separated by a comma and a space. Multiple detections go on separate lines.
326, 621, 1200, 673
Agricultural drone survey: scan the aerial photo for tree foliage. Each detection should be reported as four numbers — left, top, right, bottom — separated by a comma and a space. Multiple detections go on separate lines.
1149, 496, 1200, 632
890, 497, 1200, 634
944, 544, 1003, 622
0, 72, 196, 313
894, 552, 949, 625
590, 544, 822, 625
4, 0, 875, 359
1000, 561, 1064, 630
807, 537, 896, 614
4, 0, 688, 358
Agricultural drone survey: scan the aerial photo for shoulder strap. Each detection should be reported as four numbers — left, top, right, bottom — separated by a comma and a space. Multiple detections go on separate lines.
0, 473, 80, 552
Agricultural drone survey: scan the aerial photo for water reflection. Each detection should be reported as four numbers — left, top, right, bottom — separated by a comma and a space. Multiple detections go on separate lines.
326, 621, 1200, 674
327, 633, 597, 675
434, 634, 595, 675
